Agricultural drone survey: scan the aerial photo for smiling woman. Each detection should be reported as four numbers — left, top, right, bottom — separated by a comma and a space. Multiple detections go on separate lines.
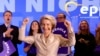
74, 20, 96, 56
19, 14, 75, 56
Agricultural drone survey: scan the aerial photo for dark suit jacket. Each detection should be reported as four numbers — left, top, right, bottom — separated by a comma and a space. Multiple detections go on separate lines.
0, 34, 3, 53
0, 24, 21, 56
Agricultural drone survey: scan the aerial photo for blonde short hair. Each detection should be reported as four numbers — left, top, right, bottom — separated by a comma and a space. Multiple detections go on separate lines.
40, 14, 56, 29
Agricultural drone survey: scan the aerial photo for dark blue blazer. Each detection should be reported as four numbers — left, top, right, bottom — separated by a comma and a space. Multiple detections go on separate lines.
0, 24, 21, 56
0, 35, 3, 53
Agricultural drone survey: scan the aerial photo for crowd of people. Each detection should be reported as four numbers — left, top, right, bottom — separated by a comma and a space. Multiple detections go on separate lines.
0, 10, 100, 56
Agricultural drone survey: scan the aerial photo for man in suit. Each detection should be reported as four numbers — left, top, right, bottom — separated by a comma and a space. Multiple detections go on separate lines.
0, 10, 21, 56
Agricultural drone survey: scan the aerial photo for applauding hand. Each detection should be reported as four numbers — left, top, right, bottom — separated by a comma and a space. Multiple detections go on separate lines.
5, 28, 13, 38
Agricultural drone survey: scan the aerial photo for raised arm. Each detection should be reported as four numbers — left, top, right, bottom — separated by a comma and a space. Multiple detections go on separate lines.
19, 18, 34, 44
95, 24, 100, 45
60, 20, 75, 47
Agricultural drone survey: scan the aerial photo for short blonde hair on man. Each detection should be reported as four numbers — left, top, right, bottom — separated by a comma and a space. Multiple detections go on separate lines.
40, 14, 56, 30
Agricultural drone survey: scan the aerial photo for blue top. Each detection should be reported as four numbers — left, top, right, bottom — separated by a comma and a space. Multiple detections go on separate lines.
24, 43, 36, 54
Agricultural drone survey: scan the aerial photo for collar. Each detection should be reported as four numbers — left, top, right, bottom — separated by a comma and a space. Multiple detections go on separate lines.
4, 23, 11, 28
41, 33, 54, 45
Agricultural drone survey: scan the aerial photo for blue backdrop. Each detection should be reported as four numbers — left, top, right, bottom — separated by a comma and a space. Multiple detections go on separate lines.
0, 0, 100, 56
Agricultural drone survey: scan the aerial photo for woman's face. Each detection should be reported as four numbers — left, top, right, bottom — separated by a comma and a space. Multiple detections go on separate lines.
31, 22, 39, 31
80, 21, 88, 30
41, 19, 52, 34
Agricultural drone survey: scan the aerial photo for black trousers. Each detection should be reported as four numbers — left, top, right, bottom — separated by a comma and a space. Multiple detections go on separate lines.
27, 53, 36, 56
10, 51, 18, 56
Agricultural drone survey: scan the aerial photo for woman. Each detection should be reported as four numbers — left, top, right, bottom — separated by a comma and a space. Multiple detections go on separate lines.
74, 20, 96, 56
24, 20, 42, 56
19, 14, 75, 56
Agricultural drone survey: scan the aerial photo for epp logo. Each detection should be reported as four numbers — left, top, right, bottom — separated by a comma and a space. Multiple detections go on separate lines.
64, 0, 100, 17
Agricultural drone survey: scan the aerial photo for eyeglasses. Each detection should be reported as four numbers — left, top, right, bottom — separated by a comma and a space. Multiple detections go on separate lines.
56, 17, 64, 19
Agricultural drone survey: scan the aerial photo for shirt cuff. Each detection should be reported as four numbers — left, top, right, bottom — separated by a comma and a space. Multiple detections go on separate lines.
3, 33, 6, 38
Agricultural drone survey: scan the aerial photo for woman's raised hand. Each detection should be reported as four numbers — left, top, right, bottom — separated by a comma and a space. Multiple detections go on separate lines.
22, 18, 29, 25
